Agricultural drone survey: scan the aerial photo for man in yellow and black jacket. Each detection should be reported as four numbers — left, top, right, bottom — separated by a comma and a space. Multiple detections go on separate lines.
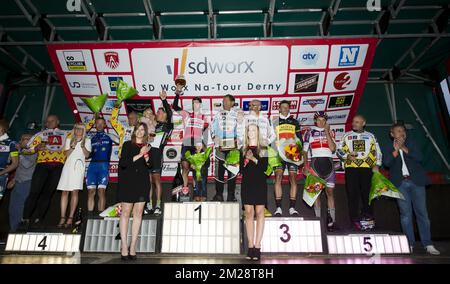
22, 115, 68, 228
110, 104, 139, 157
337, 114, 382, 231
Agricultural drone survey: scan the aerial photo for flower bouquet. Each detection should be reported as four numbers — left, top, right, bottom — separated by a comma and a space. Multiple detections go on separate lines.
303, 174, 326, 207
369, 171, 405, 205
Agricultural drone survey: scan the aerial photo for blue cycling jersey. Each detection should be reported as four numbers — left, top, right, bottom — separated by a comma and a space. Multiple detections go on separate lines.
89, 132, 113, 162
0, 136, 18, 169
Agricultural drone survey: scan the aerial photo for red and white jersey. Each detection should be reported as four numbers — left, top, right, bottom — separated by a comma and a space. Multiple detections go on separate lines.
303, 126, 335, 158
179, 110, 210, 146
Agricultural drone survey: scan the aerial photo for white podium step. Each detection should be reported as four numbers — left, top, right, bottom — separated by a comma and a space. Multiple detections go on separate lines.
6, 233, 81, 253
161, 202, 241, 254
83, 218, 158, 252
327, 234, 410, 254
260, 218, 323, 253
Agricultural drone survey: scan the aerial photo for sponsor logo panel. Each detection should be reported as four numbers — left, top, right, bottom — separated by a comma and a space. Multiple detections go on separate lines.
299, 95, 327, 112
324, 70, 361, 93
290, 45, 329, 69
93, 49, 131, 72
328, 44, 368, 69
288, 72, 325, 94
56, 49, 95, 72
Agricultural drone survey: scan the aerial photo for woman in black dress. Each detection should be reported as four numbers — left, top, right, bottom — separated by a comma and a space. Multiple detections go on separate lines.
241, 123, 268, 261
118, 123, 151, 260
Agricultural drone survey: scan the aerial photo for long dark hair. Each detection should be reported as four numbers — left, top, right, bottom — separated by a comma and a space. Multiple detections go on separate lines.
131, 122, 149, 144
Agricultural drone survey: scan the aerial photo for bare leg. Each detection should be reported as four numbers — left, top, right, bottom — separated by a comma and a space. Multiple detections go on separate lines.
87, 188, 96, 212
326, 187, 335, 209
274, 170, 283, 201
59, 191, 69, 225
181, 161, 190, 188
152, 173, 162, 207
130, 202, 145, 255
244, 205, 255, 248
326, 187, 336, 225
97, 188, 106, 212
148, 174, 153, 206
289, 171, 298, 201
68, 190, 79, 219
119, 203, 133, 256
254, 205, 265, 248
314, 196, 321, 208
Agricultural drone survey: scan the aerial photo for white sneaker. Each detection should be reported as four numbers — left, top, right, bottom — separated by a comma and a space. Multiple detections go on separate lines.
289, 207, 299, 216
154, 207, 162, 216
274, 207, 283, 217
425, 245, 440, 255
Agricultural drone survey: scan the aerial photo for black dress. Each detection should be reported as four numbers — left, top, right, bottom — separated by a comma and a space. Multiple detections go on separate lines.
241, 147, 268, 206
117, 141, 150, 203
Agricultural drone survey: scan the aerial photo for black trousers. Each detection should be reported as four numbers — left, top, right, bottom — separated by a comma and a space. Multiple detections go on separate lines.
214, 156, 237, 200
23, 163, 63, 221
344, 167, 374, 221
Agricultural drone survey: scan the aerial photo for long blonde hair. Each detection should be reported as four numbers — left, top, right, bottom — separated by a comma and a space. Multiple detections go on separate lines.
243, 123, 266, 157
69, 123, 86, 146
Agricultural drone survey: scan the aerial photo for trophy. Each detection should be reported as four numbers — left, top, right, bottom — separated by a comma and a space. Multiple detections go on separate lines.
220, 138, 236, 150
175, 48, 188, 88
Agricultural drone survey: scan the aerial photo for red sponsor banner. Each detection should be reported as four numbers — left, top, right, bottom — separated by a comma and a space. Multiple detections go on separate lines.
47, 38, 378, 181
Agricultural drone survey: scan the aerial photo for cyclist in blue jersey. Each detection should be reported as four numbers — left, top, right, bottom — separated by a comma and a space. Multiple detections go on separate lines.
85, 116, 117, 214
0, 120, 19, 200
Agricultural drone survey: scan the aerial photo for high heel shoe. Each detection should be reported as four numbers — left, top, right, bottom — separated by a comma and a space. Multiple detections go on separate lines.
252, 248, 261, 261
64, 217, 73, 228
121, 247, 129, 261
57, 217, 66, 228
128, 248, 137, 260
245, 248, 255, 260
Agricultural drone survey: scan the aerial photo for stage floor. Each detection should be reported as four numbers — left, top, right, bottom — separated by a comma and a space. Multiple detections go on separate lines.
1, 241, 449, 264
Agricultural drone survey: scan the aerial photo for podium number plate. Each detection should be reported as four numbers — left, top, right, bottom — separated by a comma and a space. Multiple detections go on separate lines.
6, 233, 81, 253
161, 202, 240, 254
327, 234, 410, 254
260, 218, 323, 253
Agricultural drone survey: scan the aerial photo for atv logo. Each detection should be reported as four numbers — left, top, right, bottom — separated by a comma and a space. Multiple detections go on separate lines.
300, 48, 319, 66
338, 46, 360, 67
333, 72, 352, 90
104, 51, 119, 69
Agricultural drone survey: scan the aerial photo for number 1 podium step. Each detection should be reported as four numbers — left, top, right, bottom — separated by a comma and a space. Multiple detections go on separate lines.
161, 202, 241, 254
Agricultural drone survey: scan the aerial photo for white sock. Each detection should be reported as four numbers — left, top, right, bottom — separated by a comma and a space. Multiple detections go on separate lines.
314, 208, 321, 218
328, 208, 336, 222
